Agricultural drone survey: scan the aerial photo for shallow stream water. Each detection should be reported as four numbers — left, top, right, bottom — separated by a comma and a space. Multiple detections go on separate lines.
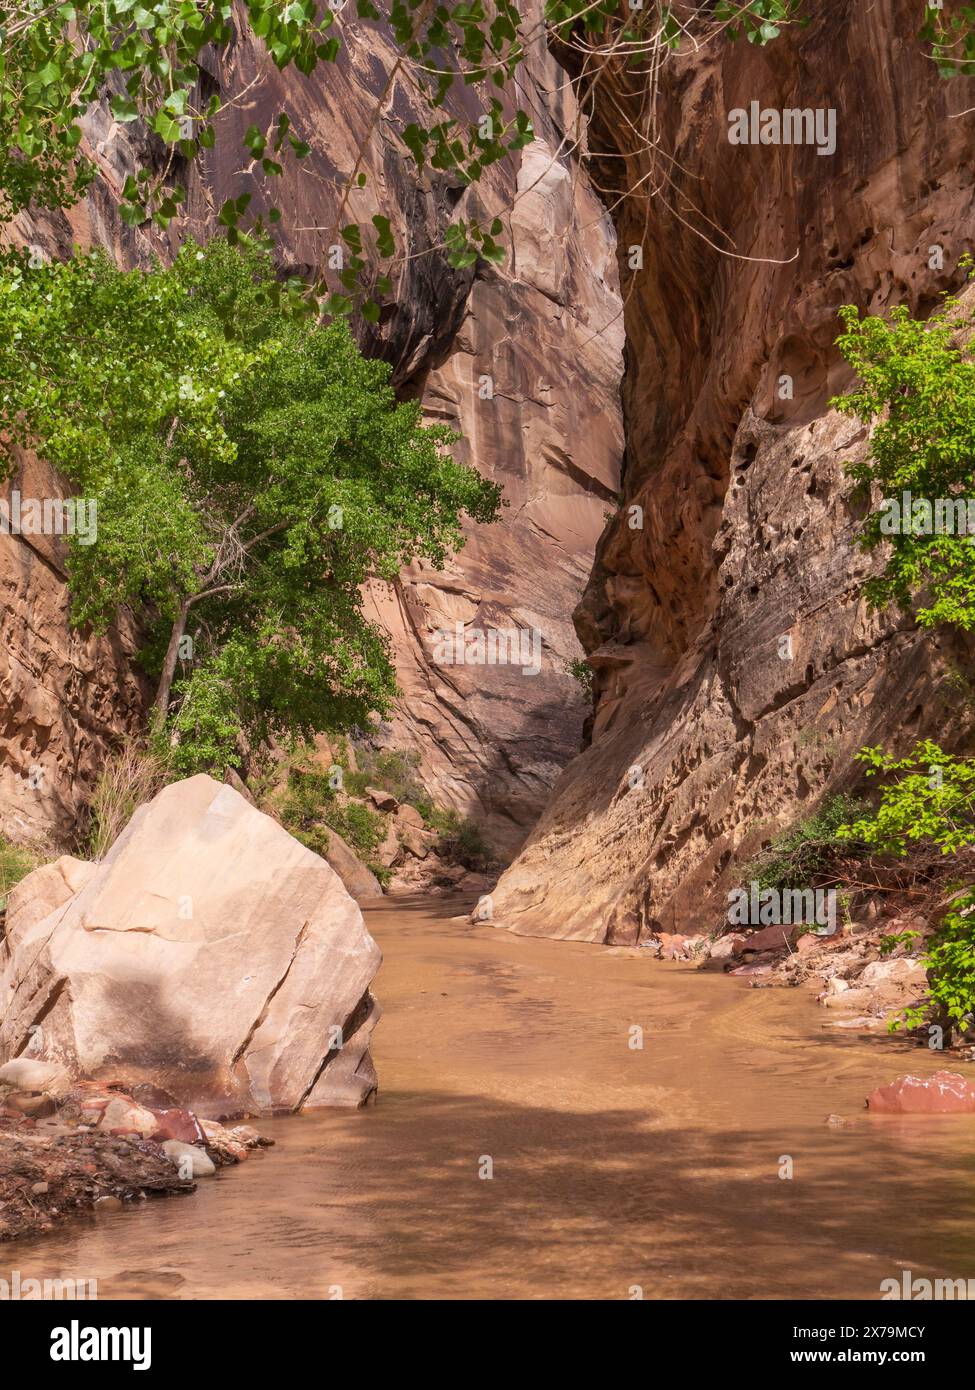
11, 896, 975, 1300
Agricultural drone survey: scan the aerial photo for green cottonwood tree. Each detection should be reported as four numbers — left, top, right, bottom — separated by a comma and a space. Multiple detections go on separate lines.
0, 1, 803, 310
0, 237, 502, 771
833, 292, 975, 631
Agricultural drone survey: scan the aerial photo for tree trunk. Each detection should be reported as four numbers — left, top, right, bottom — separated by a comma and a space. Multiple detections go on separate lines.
153, 599, 192, 721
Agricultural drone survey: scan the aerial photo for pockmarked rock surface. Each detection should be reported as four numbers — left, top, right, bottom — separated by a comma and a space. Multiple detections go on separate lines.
0, 776, 381, 1113
491, 2, 975, 940
0, 454, 147, 846
3, 4, 623, 856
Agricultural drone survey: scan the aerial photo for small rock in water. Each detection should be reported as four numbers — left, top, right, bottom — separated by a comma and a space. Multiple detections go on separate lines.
866, 1070, 975, 1114
709, 934, 745, 960
229, 1124, 262, 1146
161, 1140, 216, 1177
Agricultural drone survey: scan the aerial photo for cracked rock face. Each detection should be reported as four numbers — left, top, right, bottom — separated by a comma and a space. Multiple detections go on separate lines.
490, 1, 975, 941
0, 457, 148, 845
0, 775, 381, 1113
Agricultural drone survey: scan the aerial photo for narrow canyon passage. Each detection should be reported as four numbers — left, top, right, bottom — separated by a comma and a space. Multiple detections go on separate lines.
14, 898, 975, 1301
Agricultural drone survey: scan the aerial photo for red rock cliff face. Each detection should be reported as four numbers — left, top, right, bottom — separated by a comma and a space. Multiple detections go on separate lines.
491, 0, 975, 938
1, 9, 623, 852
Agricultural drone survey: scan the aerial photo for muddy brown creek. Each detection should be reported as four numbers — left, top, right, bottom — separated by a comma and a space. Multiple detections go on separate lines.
10, 897, 975, 1300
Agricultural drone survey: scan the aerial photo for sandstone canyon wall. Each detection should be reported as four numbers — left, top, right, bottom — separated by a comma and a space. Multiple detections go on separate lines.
491, 0, 975, 939
1, 6, 623, 855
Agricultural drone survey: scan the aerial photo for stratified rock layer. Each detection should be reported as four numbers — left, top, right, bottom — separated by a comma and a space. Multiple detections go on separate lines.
0, 776, 381, 1113
491, 1, 975, 939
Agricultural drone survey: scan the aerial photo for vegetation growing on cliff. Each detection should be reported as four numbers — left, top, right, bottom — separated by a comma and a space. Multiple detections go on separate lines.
272, 742, 494, 879
833, 292, 975, 630
0, 839, 41, 912
742, 794, 870, 894
831, 285, 975, 1038
833, 742, 975, 1038
838, 742, 975, 857
0, 238, 501, 773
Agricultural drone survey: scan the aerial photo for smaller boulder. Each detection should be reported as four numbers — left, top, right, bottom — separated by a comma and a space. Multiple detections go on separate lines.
860, 957, 927, 988
149, 1107, 207, 1145
377, 821, 400, 868
396, 804, 425, 829
98, 1097, 159, 1137
162, 1140, 216, 1177
0, 1058, 69, 1094
657, 932, 687, 960
200, 1118, 249, 1162
399, 828, 432, 859
709, 934, 745, 960
6, 1092, 56, 1118
742, 922, 797, 953
458, 871, 492, 894
366, 787, 399, 812
823, 986, 874, 1011
230, 1124, 263, 1146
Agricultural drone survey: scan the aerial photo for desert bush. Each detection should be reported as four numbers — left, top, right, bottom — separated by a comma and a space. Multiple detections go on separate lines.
742, 794, 871, 893
436, 814, 494, 871
0, 839, 42, 911
87, 741, 170, 860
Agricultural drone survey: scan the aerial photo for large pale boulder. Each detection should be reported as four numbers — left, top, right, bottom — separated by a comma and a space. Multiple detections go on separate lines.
0, 775, 381, 1113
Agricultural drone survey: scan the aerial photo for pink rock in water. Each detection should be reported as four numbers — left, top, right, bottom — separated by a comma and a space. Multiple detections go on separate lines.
866, 1070, 975, 1114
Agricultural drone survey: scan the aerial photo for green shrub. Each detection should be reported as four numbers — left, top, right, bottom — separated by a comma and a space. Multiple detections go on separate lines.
562, 657, 593, 698
347, 745, 429, 813
278, 759, 337, 834
437, 815, 493, 871
0, 839, 42, 910
837, 741, 975, 856
323, 801, 383, 859
893, 891, 975, 1036
742, 794, 871, 893
834, 740, 975, 1037
879, 929, 921, 957
832, 282, 975, 631
920, 891, 975, 1029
